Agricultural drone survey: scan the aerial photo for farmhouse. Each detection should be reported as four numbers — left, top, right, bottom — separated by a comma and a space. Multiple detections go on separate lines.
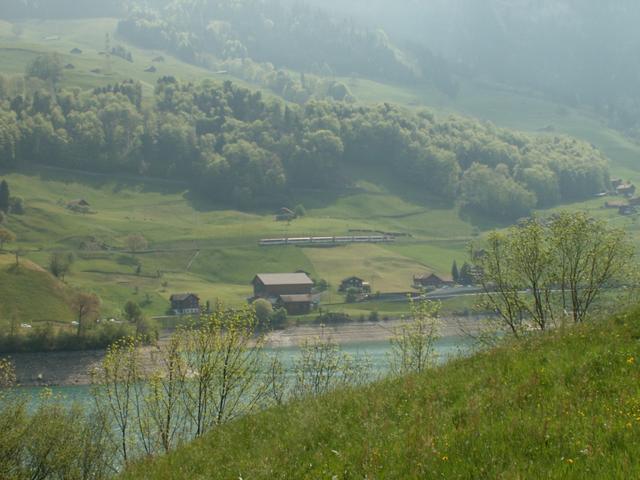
339, 276, 371, 293
253, 273, 314, 298
68, 198, 90, 207
170, 293, 201, 315
617, 183, 636, 197
275, 207, 296, 222
619, 205, 637, 216
413, 273, 453, 289
252, 273, 315, 315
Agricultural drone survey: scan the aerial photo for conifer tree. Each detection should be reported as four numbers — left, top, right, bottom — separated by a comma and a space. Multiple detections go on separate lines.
451, 260, 459, 283
0, 180, 9, 213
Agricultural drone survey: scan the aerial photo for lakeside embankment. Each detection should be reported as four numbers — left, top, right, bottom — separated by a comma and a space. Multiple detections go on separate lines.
5, 316, 486, 387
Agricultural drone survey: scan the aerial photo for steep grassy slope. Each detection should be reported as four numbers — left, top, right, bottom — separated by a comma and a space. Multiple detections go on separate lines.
0, 253, 74, 325
122, 313, 640, 479
0, 18, 256, 94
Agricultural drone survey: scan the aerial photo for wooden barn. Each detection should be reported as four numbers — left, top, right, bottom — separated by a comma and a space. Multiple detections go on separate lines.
252, 273, 316, 315
252, 273, 314, 298
276, 294, 314, 315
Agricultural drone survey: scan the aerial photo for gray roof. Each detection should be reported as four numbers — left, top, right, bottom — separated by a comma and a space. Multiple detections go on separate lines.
170, 293, 198, 301
278, 294, 314, 303
254, 273, 313, 286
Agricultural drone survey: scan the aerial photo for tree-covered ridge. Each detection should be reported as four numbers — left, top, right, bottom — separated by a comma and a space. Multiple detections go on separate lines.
118, 0, 413, 78
115, 0, 459, 100
0, 75, 608, 219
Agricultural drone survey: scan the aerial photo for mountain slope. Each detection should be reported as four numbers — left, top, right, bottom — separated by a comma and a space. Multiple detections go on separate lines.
122, 312, 640, 479
0, 253, 74, 326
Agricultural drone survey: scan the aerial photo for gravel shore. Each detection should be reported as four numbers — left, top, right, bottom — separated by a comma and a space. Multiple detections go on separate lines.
6, 316, 486, 387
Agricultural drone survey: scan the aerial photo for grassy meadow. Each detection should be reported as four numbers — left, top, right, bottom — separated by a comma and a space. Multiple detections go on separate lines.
122, 310, 640, 479
0, 165, 474, 325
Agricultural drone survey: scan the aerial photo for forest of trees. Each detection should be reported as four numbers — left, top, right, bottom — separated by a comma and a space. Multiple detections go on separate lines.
0, 62, 610, 219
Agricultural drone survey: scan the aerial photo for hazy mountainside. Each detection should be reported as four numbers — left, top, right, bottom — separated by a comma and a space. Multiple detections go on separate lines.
116, 0, 458, 99
307, 0, 640, 140
7, 0, 640, 140
1, 0, 126, 18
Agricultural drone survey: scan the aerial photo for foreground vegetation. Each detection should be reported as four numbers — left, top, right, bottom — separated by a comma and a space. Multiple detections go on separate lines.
119, 309, 640, 479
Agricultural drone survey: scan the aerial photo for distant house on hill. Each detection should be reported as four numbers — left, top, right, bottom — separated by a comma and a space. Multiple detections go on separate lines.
617, 183, 636, 197
413, 273, 453, 289
619, 205, 637, 216
252, 273, 316, 315
170, 293, 200, 315
611, 178, 624, 189
66, 198, 91, 213
275, 207, 296, 222
339, 276, 371, 293
605, 200, 627, 209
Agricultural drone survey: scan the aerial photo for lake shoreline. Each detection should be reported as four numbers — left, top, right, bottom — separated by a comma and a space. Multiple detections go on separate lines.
6, 316, 485, 387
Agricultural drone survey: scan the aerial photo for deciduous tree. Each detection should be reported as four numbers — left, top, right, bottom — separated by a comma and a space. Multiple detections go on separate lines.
0, 227, 15, 250
72, 292, 101, 337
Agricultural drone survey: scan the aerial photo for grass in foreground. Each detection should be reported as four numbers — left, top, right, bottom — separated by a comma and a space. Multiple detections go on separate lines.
123, 311, 640, 479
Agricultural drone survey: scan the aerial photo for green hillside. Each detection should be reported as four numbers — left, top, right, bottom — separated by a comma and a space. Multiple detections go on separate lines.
0, 18, 242, 94
122, 312, 640, 479
0, 253, 74, 325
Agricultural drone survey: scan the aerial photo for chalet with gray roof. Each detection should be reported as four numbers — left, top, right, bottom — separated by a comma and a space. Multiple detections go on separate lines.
170, 293, 200, 315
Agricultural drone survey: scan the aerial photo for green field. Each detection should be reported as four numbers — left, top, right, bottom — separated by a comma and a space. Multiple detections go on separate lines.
2, 18, 640, 325
0, 162, 478, 324
0, 253, 73, 324
0, 18, 257, 95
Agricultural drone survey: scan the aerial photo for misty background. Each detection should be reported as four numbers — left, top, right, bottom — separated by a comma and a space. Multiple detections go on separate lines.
4, 0, 640, 137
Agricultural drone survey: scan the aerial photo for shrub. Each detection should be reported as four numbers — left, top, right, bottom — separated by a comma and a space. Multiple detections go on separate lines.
9, 196, 24, 215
